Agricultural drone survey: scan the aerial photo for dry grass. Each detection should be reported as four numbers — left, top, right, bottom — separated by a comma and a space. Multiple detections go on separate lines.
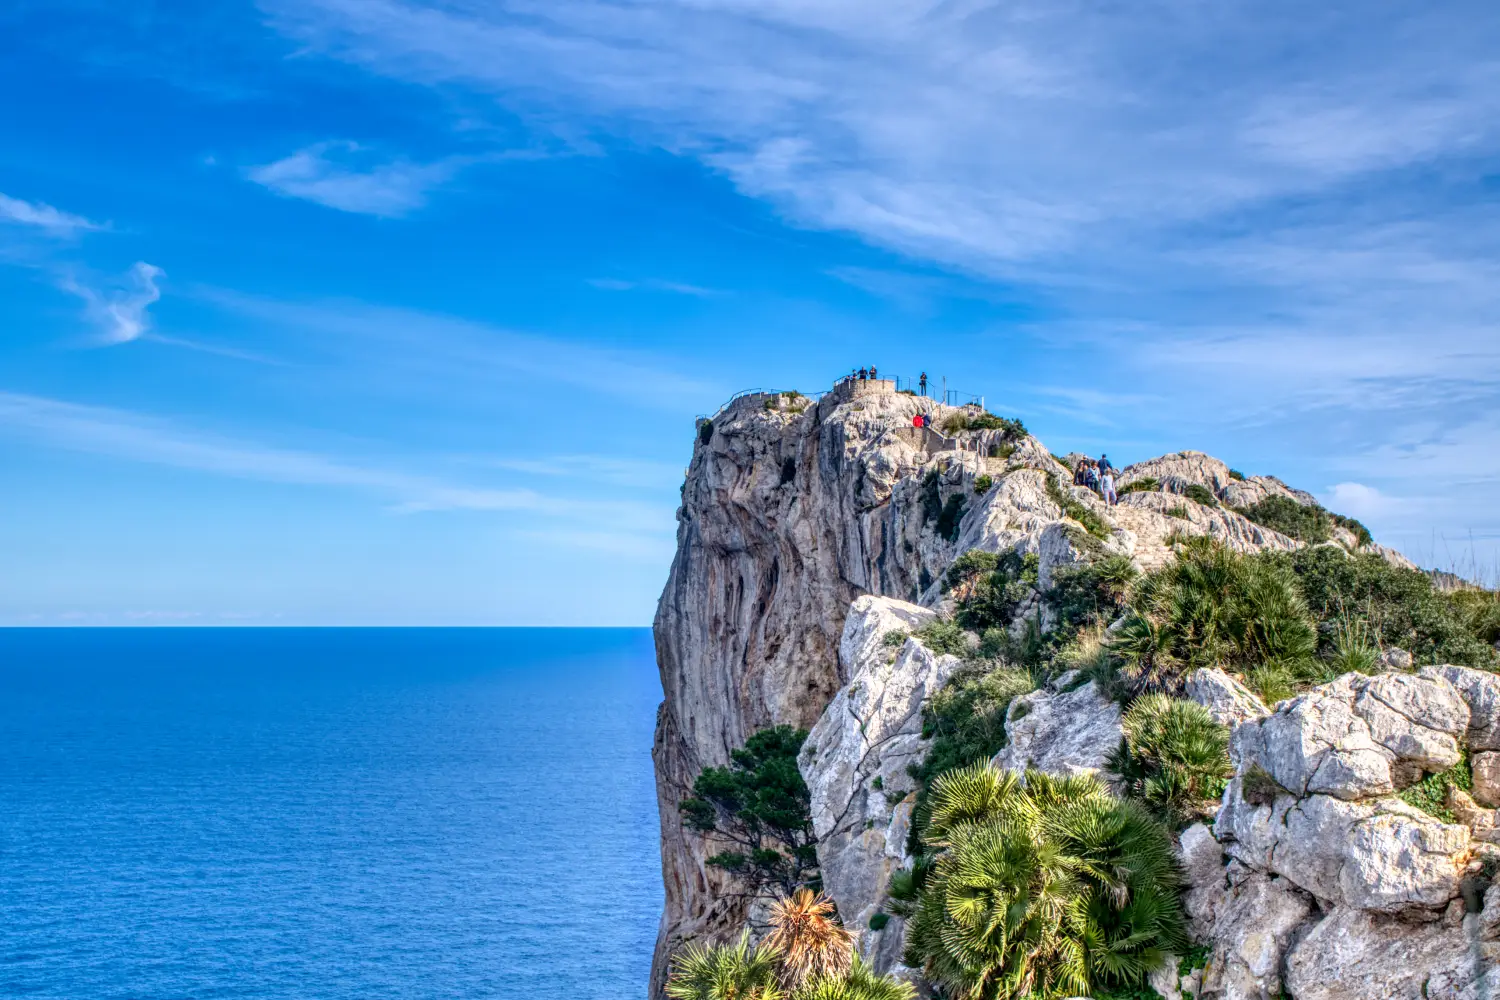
763, 889, 854, 990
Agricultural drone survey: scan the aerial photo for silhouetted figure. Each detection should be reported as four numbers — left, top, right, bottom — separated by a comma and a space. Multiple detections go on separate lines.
919, 372, 928, 395
858, 367, 868, 380
869, 365, 877, 380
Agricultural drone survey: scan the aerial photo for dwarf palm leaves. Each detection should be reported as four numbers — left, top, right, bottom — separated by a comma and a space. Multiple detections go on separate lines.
665, 933, 785, 1000
1106, 695, 1232, 825
895, 763, 1185, 999
792, 958, 917, 1000
764, 890, 854, 990
1111, 537, 1317, 694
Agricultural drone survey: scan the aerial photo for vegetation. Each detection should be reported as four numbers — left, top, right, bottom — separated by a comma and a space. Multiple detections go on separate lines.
1228, 469, 1246, 481
700, 420, 714, 445
795, 959, 917, 1000
1398, 753, 1472, 822
1165, 505, 1190, 520
1046, 554, 1138, 634
764, 890, 854, 990
974, 474, 994, 494
1182, 484, 1218, 508
950, 550, 1040, 633
665, 933, 784, 1000
914, 619, 972, 657
1261, 545, 1499, 668
1116, 476, 1159, 497
941, 412, 1028, 439
891, 765, 1186, 999
1107, 695, 1232, 826
907, 664, 1036, 848
1045, 475, 1111, 540
1234, 495, 1373, 548
680, 726, 819, 899
1110, 538, 1319, 694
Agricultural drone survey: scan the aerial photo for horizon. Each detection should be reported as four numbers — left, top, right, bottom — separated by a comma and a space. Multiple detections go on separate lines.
3, 1, 1499, 625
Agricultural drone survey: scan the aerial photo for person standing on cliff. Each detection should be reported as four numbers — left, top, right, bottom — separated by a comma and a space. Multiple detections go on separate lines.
919, 372, 928, 396
869, 365, 877, 380
858, 367, 867, 380
1099, 453, 1114, 474
1101, 469, 1117, 506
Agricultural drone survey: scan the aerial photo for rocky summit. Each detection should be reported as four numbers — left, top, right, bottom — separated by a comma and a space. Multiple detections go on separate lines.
650, 380, 1499, 999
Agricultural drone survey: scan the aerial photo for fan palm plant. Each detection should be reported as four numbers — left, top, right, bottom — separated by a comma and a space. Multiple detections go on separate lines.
1106, 695, 1232, 824
791, 957, 917, 1000
763, 889, 854, 990
665, 933, 786, 1000
895, 763, 1186, 999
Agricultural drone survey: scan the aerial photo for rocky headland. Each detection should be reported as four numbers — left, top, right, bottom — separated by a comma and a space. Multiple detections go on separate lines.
650, 379, 1500, 999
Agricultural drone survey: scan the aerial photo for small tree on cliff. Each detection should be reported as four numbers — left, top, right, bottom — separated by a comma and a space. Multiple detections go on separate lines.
680, 725, 820, 899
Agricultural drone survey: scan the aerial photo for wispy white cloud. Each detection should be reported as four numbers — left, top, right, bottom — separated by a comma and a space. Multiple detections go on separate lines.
0, 390, 672, 529
0, 192, 102, 235
246, 141, 462, 216
587, 277, 722, 296
194, 286, 724, 409
59, 261, 165, 345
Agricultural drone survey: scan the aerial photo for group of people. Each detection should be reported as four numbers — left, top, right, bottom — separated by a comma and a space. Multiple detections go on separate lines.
841, 367, 934, 397
1074, 454, 1118, 505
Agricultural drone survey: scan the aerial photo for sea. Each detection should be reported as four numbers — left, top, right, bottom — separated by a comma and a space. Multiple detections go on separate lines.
0, 628, 664, 999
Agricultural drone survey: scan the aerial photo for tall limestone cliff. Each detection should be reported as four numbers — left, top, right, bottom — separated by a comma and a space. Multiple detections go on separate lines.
649, 380, 1393, 994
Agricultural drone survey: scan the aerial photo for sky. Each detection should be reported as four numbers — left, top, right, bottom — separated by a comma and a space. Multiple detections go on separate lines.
2, 0, 1498, 626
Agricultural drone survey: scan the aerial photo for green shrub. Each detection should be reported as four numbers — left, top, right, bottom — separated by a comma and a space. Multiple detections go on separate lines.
941, 412, 1027, 438
1259, 546, 1498, 667
882, 630, 908, 648
906, 666, 1035, 849
1045, 475, 1111, 539
794, 957, 916, 1000
1399, 754, 1472, 822
914, 619, 971, 657
1165, 505, 1190, 520
896, 765, 1187, 999
699, 420, 714, 445
1228, 469, 1245, 481
1107, 695, 1232, 825
1452, 587, 1500, 646
665, 933, 783, 1000
1117, 476, 1159, 497
944, 549, 1001, 593
1183, 484, 1219, 508
973, 474, 994, 494
1110, 538, 1319, 693
986, 442, 1017, 460
1235, 495, 1330, 543
1331, 513, 1373, 547
680, 726, 818, 898
952, 550, 1039, 632
867, 912, 890, 932
1046, 554, 1138, 632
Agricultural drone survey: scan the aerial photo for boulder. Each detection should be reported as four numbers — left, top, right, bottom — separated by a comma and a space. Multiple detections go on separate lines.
799, 598, 961, 972
1196, 872, 1311, 1000
1421, 664, 1500, 751
1185, 667, 1270, 727
1216, 783, 1468, 912
1474, 751, 1500, 808
991, 675, 1122, 777
1283, 905, 1500, 1000
1379, 647, 1414, 671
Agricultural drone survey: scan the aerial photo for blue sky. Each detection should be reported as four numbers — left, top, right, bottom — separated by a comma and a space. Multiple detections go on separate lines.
2, 0, 1498, 625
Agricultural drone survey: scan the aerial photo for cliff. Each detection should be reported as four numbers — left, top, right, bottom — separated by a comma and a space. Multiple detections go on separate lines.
648, 380, 1466, 997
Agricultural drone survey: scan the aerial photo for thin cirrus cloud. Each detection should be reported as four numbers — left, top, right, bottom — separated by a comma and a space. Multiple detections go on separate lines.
246, 141, 464, 217
0, 191, 102, 235
0, 390, 672, 531
59, 261, 165, 345
587, 277, 721, 297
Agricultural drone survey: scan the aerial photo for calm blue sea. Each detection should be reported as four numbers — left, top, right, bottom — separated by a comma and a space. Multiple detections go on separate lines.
0, 628, 664, 999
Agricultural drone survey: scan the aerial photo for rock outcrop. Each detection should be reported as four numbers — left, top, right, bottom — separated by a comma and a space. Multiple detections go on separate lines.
991, 673, 1122, 778
798, 596, 959, 972
651, 382, 1428, 994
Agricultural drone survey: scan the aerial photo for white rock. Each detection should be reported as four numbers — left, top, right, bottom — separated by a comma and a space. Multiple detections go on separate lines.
991, 677, 1122, 777
1185, 668, 1270, 727
1421, 664, 1500, 751
1283, 905, 1499, 1000
1197, 873, 1311, 1000
1378, 647, 1414, 671
799, 602, 962, 972
837, 595, 938, 686
1233, 688, 1393, 800
1474, 751, 1500, 808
